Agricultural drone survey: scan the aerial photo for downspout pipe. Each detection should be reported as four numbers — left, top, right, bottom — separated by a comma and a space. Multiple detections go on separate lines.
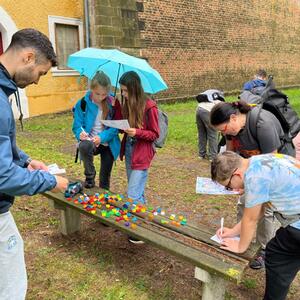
84, 0, 90, 87
84, 0, 90, 48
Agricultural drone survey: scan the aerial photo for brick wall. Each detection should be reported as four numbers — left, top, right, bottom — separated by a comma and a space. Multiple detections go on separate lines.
92, 0, 300, 99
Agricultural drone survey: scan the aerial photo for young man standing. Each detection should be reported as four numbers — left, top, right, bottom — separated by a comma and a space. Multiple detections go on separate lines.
211, 151, 300, 300
0, 28, 68, 300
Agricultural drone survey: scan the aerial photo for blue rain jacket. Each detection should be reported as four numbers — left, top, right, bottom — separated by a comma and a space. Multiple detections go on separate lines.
0, 66, 57, 214
72, 91, 120, 160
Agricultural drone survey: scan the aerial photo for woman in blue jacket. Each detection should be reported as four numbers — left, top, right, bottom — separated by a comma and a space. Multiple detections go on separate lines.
72, 71, 122, 189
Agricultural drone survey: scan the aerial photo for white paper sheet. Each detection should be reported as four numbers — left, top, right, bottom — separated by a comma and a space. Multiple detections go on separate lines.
48, 163, 66, 175
210, 234, 240, 244
101, 119, 130, 130
196, 177, 240, 195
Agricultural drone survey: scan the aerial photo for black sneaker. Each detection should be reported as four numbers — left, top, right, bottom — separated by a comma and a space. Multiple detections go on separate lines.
84, 178, 95, 189
249, 250, 265, 269
128, 237, 145, 244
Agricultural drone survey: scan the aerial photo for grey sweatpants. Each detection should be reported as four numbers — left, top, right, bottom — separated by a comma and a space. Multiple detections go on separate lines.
237, 194, 280, 249
0, 211, 27, 300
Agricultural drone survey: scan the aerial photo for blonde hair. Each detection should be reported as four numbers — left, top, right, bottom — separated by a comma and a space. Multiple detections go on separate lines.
90, 71, 111, 120
211, 151, 242, 183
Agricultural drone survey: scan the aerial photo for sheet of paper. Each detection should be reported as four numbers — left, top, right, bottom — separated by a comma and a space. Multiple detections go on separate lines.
210, 234, 240, 244
196, 177, 239, 195
101, 119, 130, 130
48, 163, 66, 175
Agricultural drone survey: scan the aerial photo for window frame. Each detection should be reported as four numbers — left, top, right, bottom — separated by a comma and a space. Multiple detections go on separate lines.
48, 15, 84, 76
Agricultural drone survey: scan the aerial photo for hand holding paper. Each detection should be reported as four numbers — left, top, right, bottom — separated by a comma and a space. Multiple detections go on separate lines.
101, 119, 130, 130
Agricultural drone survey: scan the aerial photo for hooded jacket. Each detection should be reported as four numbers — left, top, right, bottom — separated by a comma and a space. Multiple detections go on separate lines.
120, 99, 159, 170
0, 64, 57, 214
72, 91, 121, 160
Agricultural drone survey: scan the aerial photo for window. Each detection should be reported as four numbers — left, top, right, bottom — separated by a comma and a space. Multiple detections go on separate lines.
48, 16, 84, 76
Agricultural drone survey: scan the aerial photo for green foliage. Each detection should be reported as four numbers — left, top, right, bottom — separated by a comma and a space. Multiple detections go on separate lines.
242, 278, 257, 289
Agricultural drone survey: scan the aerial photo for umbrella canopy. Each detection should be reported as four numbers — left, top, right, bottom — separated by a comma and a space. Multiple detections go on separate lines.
67, 48, 168, 94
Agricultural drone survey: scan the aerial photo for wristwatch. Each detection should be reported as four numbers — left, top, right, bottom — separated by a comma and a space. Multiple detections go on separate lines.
24, 158, 32, 168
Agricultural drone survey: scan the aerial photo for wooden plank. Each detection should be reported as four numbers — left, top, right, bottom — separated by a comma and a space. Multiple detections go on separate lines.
105, 197, 260, 261
43, 191, 245, 283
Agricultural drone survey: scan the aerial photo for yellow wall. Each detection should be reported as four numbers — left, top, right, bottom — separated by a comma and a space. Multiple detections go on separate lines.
1, 0, 86, 116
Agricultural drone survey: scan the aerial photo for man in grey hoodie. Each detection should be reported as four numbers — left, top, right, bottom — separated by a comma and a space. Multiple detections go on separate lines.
0, 28, 68, 300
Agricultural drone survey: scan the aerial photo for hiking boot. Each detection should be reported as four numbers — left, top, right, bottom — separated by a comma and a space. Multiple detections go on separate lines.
84, 178, 95, 189
249, 250, 265, 269
128, 237, 145, 244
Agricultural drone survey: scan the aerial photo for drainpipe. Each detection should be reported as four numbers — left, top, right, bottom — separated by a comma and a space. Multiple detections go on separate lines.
84, 0, 90, 88
84, 0, 90, 48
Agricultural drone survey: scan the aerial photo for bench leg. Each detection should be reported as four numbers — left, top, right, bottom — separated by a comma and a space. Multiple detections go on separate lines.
48, 199, 81, 235
195, 267, 227, 300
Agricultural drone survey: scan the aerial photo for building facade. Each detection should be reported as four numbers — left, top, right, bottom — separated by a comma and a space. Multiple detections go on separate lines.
89, 0, 300, 99
0, 1, 86, 117
1, 0, 300, 117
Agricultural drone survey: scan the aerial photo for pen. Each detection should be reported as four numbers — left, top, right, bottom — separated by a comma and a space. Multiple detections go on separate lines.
220, 217, 224, 235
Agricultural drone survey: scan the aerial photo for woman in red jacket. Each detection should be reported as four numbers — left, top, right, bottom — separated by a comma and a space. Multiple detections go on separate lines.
119, 71, 159, 205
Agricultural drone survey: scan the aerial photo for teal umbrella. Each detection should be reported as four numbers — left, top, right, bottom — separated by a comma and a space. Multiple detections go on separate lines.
67, 47, 168, 94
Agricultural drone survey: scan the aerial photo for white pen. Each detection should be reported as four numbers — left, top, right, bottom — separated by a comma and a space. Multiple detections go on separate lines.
80, 126, 86, 134
220, 217, 224, 235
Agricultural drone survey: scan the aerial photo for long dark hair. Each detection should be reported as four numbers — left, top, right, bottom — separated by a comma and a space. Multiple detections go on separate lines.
119, 71, 146, 128
210, 101, 252, 126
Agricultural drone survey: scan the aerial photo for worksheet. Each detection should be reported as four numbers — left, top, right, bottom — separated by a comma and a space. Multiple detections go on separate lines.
196, 177, 239, 195
101, 119, 130, 130
210, 234, 240, 244
48, 163, 66, 175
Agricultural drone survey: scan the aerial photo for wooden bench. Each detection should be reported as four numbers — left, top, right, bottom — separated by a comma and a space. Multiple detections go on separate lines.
43, 189, 260, 300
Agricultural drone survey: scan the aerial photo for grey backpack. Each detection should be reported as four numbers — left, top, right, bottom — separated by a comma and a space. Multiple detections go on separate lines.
154, 109, 168, 148
147, 107, 168, 148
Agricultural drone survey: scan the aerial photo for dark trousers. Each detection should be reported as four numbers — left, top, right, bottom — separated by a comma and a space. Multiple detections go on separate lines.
264, 225, 300, 300
78, 140, 114, 190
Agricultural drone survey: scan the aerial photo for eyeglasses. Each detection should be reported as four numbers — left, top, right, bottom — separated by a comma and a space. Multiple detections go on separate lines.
220, 122, 229, 134
225, 168, 238, 190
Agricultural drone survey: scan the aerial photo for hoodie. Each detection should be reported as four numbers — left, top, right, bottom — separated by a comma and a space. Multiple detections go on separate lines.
0, 64, 57, 214
120, 99, 159, 170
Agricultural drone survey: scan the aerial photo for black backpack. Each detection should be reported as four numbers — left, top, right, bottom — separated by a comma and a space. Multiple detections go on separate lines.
248, 77, 300, 155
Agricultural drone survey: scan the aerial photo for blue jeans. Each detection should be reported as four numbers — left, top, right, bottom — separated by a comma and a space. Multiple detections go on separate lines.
125, 139, 148, 204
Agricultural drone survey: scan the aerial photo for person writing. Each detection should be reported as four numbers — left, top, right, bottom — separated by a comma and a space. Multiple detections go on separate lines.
211, 151, 300, 300
210, 100, 295, 269
72, 71, 122, 190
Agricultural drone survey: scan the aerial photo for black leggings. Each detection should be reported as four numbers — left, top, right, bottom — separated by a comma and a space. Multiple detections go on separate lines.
78, 140, 114, 190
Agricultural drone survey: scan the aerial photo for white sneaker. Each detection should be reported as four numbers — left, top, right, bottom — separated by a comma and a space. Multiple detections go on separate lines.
128, 237, 145, 244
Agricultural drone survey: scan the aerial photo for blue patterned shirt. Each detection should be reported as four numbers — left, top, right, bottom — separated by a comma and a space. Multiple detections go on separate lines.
245, 154, 300, 230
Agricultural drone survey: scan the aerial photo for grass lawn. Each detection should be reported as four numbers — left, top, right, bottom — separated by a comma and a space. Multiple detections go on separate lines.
13, 88, 300, 299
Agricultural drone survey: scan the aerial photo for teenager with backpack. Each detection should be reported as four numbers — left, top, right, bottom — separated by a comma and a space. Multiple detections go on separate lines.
119, 71, 159, 205
195, 89, 224, 161
211, 151, 300, 300
72, 71, 122, 190
242, 68, 268, 94
210, 100, 295, 269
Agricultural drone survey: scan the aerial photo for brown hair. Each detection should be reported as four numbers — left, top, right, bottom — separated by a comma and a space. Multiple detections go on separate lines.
119, 71, 146, 128
90, 71, 111, 120
211, 151, 242, 183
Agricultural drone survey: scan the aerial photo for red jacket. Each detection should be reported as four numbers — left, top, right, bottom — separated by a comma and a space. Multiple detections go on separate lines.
120, 99, 159, 170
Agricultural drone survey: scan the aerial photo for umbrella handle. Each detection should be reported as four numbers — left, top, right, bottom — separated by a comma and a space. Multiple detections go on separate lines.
114, 63, 121, 99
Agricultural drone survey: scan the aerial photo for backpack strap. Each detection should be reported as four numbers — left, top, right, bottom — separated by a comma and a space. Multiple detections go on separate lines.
248, 106, 262, 140
80, 97, 86, 112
